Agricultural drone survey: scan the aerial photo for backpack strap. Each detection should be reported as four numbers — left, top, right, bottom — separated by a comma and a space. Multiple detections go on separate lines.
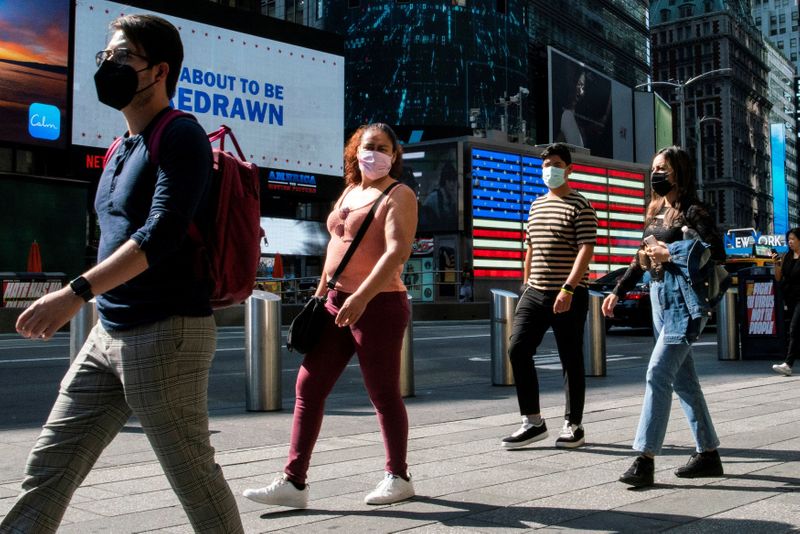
327, 181, 401, 291
147, 109, 194, 164
101, 108, 194, 169
102, 136, 124, 169
208, 125, 248, 161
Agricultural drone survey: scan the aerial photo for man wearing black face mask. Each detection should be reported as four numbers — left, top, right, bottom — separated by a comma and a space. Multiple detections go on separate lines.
2, 15, 244, 534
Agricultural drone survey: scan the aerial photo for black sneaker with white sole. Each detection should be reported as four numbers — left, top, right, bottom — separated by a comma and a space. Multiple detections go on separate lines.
555, 420, 585, 448
501, 421, 548, 449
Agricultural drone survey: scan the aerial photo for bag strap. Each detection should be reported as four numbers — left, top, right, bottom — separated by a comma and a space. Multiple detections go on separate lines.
209, 124, 248, 161
101, 108, 193, 169
326, 181, 401, 291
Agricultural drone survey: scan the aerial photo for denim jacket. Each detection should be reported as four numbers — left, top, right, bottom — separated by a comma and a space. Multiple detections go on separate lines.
657, 239, 714, 344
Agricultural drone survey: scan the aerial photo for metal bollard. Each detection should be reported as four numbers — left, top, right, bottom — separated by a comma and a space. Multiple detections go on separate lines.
490, 289, 518, 385
583, 290, 606, 376
69, 300, 97, 363
716, 287, 740, 360
400, 294, 414, 398
244, 291, 282, 411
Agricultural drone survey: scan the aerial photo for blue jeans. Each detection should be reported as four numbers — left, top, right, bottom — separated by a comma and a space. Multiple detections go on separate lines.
632, 281, 720, 456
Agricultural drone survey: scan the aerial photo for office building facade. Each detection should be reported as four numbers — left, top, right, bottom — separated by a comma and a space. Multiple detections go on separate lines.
650, 0, 772, 232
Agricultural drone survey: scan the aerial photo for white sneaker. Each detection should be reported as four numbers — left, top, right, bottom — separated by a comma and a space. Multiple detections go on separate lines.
772, 363, 792, 376
364, 472, 415, 505
243, 474, 309, 508
555, 420, 585, 448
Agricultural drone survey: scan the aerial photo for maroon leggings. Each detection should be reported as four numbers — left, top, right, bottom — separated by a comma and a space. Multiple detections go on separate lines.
284, 290, 410, 483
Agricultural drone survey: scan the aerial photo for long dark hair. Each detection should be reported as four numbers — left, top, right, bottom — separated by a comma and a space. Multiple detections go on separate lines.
645, 146, 699, 226
343, 123, 404, 186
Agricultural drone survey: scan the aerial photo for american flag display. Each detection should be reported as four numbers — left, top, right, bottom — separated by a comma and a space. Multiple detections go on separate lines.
471, 147, 646, 279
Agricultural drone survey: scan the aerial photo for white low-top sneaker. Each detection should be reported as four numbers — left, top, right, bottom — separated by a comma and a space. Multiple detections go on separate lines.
772, 363, 793, 376
243, 474, 309, 508
364, 472, 415, 505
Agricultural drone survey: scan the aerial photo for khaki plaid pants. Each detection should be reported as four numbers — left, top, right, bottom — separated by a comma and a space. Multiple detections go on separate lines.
0, 315, 243, 534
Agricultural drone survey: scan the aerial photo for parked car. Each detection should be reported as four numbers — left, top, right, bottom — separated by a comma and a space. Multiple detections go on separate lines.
589, 267, 652, 331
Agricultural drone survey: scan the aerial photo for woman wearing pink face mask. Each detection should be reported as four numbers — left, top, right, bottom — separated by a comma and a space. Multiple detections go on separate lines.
243, 123, 418, 509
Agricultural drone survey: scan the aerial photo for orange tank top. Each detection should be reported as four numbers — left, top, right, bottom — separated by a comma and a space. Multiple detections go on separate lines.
323, 183, 408, 293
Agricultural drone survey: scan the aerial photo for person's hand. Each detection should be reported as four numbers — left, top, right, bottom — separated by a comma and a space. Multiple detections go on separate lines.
335, 293, 368, 327
646, 241, 671, 264
553, 290, 572, 314
771, 252, 782, 266
601, 293, 618, 317
16, 287, 84, 340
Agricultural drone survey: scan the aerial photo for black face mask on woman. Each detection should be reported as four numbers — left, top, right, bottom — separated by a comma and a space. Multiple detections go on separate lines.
94, 60, 157, 110
650, 171, 674, 197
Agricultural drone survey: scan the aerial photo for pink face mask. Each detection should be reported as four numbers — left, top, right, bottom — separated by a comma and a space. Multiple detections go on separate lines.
357, 149, 393, 180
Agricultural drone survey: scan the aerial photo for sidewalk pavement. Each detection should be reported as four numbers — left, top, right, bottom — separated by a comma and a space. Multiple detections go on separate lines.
1, 334, 799, 533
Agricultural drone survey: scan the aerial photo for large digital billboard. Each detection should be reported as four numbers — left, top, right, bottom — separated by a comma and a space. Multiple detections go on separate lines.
0, 0, 70, 148
548, 47, 634, 161
401, 147, 460, 233
72, 0, 344, 176
771, 123, 789, 236
470, 147, 646, 279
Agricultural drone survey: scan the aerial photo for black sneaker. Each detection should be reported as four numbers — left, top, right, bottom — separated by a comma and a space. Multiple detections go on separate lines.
501, 419, 548, 449
675, 450, 724, 478
555, 420, 585, 448
619, 456, 654, 488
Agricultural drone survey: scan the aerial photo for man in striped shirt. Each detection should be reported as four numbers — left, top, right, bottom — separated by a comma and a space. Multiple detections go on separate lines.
501, 143, 598, 450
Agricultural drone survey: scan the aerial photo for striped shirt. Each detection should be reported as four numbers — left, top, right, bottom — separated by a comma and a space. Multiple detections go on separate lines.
525, 191, 597, 291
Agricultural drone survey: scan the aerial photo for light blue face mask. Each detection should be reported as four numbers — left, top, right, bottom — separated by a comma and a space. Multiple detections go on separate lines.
542, 166, 566, 189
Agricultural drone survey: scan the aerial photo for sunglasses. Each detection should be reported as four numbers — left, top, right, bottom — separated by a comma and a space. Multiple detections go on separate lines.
95, 48, 150, 67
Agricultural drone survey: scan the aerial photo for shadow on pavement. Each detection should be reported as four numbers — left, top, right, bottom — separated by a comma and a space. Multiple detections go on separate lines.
258, 495, 795, 531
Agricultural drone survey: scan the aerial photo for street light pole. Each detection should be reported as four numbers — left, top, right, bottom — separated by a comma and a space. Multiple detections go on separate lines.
695, 116, 722, 194
635, 68, 731, 149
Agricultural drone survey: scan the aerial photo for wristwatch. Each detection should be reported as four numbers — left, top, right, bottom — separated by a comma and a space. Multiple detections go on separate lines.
69, 276, 94, 302
561, 283, 574, 295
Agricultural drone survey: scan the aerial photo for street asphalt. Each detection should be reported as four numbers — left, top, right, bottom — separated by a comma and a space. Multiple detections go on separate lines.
0, 320, 798, 533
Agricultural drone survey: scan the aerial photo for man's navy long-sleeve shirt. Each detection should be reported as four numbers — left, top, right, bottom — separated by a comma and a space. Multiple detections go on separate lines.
94, 108, 213, 330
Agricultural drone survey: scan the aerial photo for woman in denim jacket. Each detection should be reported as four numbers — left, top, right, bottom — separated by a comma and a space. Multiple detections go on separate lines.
602, 146, 726, 488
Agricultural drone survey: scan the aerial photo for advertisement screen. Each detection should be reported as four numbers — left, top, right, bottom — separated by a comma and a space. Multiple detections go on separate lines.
72, 0, 344, 176
470, 147, 646, 279
771, 123, 789, 236
0, 0, 69, 148
654, 93, 673, 152
401, 147, 460, 233
260, 217, 328, 257
549, 47, 613, 158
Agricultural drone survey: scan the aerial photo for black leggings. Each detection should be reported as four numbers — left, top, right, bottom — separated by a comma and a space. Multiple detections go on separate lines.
508, 286, 589, 425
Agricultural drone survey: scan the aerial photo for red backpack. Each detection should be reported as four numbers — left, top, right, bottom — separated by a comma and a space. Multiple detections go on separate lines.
104, 110, 262, 308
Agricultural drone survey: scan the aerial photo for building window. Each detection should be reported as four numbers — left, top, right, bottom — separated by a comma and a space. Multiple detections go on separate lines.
661, 9, 670, 22
496, 0, 507, 13
348, 0, 359, 7
755, 16, 761, 26
262, 0, 276, 17
778, 40, 785, 49
316, 0, 323, 18
679, 5, 694, 17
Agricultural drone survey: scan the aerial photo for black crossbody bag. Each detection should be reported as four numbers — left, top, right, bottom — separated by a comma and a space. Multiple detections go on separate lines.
287, 182, 400, 354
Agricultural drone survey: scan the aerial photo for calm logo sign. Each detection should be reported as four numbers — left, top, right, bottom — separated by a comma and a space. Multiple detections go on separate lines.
28, 103, 61, 141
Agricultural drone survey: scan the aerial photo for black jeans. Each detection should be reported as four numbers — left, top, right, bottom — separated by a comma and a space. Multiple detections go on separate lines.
785, 301, 800, 367
508, 286, 589, 425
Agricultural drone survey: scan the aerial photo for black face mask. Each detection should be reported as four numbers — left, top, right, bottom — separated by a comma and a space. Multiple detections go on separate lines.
651, 171, 674, 197
94, 60, 156, 110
